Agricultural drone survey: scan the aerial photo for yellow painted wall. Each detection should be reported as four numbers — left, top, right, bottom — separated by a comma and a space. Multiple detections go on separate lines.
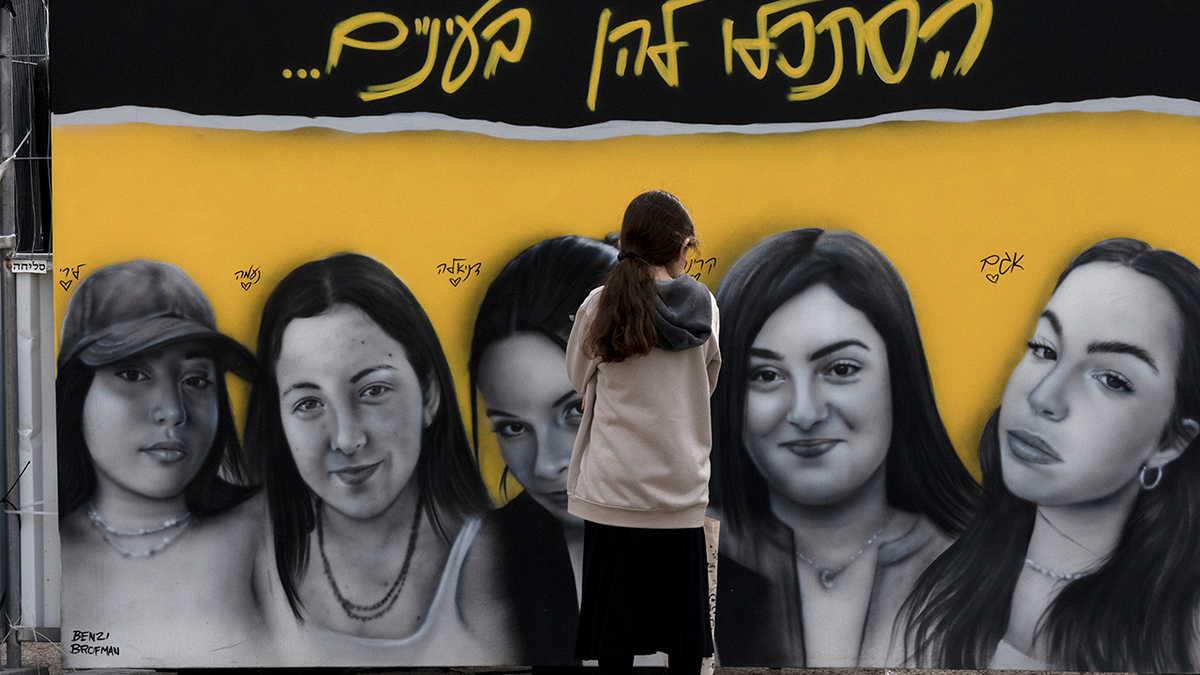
54, 111, 1200, 494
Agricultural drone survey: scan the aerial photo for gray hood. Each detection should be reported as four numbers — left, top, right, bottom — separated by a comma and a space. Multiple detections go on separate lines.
653, 275, 713, 351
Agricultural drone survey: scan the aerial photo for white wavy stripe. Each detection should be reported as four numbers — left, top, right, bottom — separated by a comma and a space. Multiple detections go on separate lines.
52, 95, 1200, 139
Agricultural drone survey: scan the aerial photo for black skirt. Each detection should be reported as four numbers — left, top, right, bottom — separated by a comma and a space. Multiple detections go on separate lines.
575, 520, 714, 659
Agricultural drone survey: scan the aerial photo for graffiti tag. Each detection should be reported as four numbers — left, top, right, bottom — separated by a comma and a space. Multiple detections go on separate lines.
59, 264, 86, 292
234, 264, 262, 291
436, 258, 482, 287
979, 251, 1023, 284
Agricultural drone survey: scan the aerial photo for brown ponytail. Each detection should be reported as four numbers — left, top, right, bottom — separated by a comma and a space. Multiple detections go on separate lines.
586, 190, 696, 362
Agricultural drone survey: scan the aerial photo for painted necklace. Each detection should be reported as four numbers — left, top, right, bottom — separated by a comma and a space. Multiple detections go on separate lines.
794, 520, 889, 590
317, 501, 422, 622
87, 502, 193, 558
1023, 557, 1088, 582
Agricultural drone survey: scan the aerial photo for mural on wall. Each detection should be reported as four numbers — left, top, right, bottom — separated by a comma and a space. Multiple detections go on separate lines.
52, 0, 1200, 670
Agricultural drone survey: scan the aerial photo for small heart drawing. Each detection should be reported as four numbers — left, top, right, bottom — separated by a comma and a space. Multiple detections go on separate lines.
241, 281, 252, 290
449, 277, 462, 287
986, 274, 999, 284
60, 280, 73, 291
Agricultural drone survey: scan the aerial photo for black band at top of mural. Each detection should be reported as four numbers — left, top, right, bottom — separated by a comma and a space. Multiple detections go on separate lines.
53, 0, 1200, 125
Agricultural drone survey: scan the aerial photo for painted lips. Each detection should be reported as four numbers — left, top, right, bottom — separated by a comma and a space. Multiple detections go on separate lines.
331, 461, 383, 486
140, 442, 187, 463
781, 439, 840, 458
1006, 429, 1063, 465
541, 490, 569, 505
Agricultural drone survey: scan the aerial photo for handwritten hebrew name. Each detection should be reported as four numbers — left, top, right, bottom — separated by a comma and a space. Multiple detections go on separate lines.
685, 256, 718, 281
59, 264, 86, 292
234, 264, 262, 291
437, 258, 482, 287
980, 251, 1023, 283
305, 0, 990, 108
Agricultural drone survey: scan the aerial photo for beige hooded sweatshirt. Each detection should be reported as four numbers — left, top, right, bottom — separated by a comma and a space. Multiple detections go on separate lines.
565, 276, 721, 529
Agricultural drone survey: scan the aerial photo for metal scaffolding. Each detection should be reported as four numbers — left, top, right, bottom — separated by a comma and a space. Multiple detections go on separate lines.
2, 0, 51, 667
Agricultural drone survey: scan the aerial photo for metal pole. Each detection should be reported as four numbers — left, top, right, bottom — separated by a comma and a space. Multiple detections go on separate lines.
1, 5, 23, 668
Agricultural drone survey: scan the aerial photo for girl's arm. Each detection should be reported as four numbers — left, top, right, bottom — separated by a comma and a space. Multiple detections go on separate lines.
565, 289, 602, 393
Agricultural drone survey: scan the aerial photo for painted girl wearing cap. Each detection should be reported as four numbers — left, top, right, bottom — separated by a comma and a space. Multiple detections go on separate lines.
58, 260, 273, 667
244, 253, 506, 664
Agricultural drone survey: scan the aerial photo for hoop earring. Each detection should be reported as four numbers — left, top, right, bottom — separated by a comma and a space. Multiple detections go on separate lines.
1140, 464, 1163, 490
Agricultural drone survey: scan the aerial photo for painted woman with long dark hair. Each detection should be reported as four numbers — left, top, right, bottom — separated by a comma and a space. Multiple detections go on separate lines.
904, 238, 1200, 671
57, 260, 269, 666
710, 229, 980, 667
469, 235, 617, 664
244, 253, 503, 664
566, 190, 721, 675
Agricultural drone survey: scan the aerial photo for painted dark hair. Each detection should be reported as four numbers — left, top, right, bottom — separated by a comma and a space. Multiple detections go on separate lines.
57, 350, 257, 520
467, 235, 617, 495
244, 252, 493, 618
585, 190, 697, 362
904, 238, 1200, 671
710, 229, 980, 541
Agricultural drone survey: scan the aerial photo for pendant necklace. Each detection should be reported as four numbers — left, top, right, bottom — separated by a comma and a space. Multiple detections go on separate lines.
87, 502, 193, 558
1023, 557, 1088, 582
794, 519, 889, 590
317, 500, 422, 622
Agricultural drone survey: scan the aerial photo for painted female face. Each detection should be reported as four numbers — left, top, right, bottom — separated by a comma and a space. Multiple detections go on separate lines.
743, 284, 893, 507
274, 304, 438, 521
999, 263, 1192, 506
477, 332, 582, 526
83, 343, 219, 502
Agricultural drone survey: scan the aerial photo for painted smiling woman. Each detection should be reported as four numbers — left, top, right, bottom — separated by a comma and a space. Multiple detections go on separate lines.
244, 253, 509, 665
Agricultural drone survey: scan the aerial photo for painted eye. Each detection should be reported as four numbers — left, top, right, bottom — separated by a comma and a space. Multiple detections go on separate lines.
1028, 341, 1058, 361
1095, 371, 1134, 393
292, 398, 323, 414
564, 399, 585, 425
494, 421, 528, 438
114, 369, 150, 382
825, 360, 861, 379
360, 383, 392, 399
182, 374, 213, 390
750, 368, 784, 383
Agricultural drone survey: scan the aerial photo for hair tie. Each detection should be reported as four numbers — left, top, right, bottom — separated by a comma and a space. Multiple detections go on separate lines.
617, 250, 639, 262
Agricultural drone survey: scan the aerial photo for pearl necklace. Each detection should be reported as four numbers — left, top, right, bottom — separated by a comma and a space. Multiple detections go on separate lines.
87, 502, 193, 558
1024, 557, 1088, 582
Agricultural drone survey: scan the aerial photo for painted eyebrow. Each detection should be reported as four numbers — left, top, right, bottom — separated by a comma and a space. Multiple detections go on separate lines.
809, 339, 869, 362
486, 391, 579, 419
350, 365, 397, 383
749, 347, 783, 360
1088, 341, 1159, 373
1040, 310, 1063, 337
748, 341, 868, 363
281, 381, 319, 398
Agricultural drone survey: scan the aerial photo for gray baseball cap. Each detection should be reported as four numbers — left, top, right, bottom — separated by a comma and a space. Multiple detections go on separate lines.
59, 260, 254, 379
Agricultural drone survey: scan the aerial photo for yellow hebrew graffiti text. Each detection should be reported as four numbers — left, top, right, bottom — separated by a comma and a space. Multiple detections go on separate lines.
721, 0, 991, 102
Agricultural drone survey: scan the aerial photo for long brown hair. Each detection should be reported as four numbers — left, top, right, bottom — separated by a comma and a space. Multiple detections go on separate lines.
586, 190, 696, 362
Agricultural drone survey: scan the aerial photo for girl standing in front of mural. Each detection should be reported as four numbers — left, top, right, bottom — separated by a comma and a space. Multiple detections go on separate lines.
57, 260, 272, 666
709, 229, 980, 667
566, 190, 721, 675
469, 235, 617, 665
904, 238, 1200, 672
244, 253, 506, 665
